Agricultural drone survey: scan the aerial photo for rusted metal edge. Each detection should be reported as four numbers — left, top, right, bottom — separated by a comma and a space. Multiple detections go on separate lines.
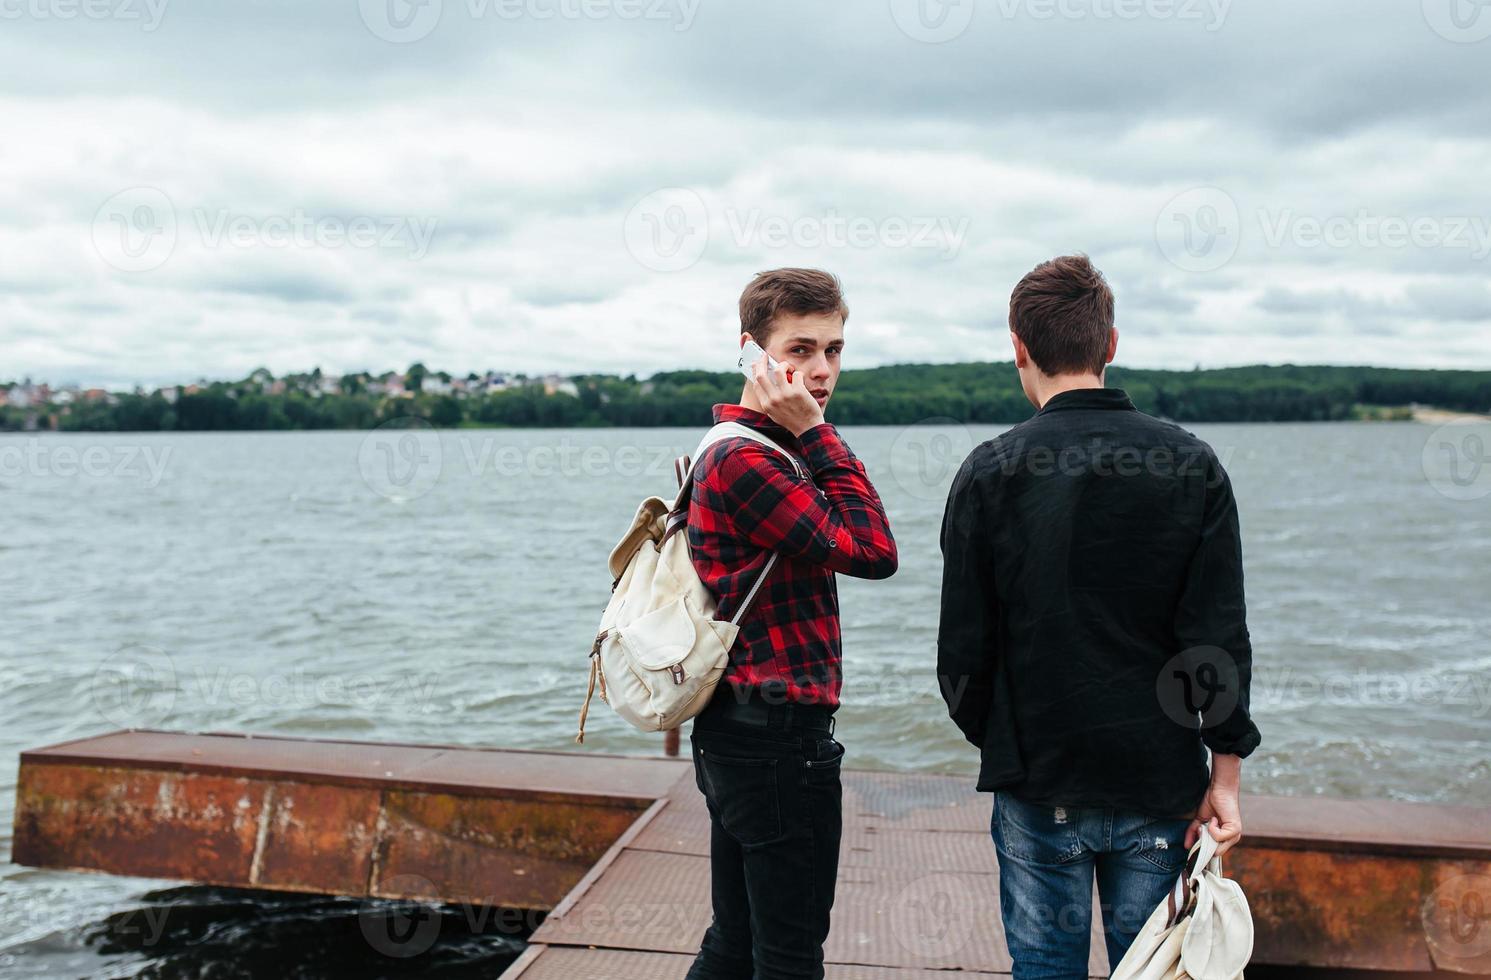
499, 945, 549, 978
18, 730, 683, 808
545, 796, 670, 922
1243, 795, 1491, 861
20, 732, 1490, 859
13, 757, 659, 812
21, 728, 687, 769
1240, 832, 1486, 860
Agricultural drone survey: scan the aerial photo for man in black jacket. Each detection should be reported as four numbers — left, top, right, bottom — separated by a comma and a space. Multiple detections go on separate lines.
937, 254, 1261, 976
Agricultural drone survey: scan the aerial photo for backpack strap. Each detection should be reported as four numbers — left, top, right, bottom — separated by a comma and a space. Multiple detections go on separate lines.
668, 420, 806, 515
666, 421, 807, 626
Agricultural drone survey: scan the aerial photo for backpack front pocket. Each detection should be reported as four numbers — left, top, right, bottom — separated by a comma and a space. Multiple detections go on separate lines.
617, 596, 698, 672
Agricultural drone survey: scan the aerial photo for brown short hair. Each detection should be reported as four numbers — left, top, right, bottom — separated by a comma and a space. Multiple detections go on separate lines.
739, 268, 849, 344
1008, 254, 1115, 376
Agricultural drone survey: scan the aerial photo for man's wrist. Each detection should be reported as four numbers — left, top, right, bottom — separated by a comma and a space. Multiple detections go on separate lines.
1209, 752, 1242, 787
788, 414, 827, 438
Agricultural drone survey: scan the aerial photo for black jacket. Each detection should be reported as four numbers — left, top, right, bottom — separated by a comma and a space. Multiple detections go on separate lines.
937, 387, 1261, 818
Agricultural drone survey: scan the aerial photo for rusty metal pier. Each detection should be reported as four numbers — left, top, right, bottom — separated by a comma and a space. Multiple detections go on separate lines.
12, 730, 1491, 976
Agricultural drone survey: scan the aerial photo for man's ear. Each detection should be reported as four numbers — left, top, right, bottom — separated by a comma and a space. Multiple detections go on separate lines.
740, 331, 752, 350
1010, 331, 1029, 369
1106, 327, 1119, 365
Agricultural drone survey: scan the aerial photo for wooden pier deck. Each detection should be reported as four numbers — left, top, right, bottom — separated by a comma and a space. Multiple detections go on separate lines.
12, 731, 1491, 976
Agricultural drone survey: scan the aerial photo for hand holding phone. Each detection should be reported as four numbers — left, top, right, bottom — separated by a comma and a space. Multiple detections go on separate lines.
738, 340, 793, 384
739, 340, 821, 436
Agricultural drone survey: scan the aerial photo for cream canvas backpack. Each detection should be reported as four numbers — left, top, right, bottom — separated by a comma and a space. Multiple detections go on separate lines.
576, 421, 804, 742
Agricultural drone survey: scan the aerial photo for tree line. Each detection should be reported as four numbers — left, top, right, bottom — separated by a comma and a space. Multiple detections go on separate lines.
5, 363, 1488, 432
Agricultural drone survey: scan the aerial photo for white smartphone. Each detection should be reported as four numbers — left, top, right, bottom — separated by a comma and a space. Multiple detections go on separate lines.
737, 340, 793, 382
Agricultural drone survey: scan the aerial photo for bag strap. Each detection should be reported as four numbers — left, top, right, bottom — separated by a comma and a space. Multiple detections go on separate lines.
666, 421, 807, 627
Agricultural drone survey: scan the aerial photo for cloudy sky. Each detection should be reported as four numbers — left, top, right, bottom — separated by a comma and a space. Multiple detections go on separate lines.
3, 0, 1490, 389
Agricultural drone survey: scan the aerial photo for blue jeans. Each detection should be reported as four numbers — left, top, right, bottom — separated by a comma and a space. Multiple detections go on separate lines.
991, 791, 1191, 979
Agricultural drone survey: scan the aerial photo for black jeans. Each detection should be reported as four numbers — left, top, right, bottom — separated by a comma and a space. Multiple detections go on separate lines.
685, 699, 845, 980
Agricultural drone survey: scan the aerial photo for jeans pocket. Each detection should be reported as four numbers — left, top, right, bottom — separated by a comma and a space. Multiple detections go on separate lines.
803, 737, 845, 772
1132, 819, 1191, 874
992, 792, 1084, 865
699, 748, 784, 847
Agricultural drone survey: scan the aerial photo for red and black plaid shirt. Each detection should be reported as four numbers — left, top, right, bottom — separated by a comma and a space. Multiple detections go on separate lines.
686, 404, 898, 708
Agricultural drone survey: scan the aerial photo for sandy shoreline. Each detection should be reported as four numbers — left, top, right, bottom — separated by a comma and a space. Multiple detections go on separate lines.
1411, 405, 1491, 424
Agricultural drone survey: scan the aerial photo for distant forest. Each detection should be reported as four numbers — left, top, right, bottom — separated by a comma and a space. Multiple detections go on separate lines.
6, 363, 1490, 431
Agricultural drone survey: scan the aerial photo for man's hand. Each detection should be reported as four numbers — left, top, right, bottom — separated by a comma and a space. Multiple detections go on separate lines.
1186, 753, 1243, 857
750, 357, 824, 437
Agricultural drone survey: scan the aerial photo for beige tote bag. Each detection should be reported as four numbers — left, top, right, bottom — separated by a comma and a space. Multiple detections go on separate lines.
1111, 825, 1254, 980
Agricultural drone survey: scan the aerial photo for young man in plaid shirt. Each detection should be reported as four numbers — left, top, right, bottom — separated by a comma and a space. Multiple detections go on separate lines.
685, 268, 898, 979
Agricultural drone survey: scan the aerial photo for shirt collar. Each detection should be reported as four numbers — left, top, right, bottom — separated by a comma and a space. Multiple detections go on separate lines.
1036, 387, 1137, 415
713, 403, 796, 442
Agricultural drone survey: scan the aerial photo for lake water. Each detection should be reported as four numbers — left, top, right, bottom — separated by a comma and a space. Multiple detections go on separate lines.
2, 421, 1489, 977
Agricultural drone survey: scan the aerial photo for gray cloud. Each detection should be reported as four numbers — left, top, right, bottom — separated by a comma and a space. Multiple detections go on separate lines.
2, 0, 1490, 388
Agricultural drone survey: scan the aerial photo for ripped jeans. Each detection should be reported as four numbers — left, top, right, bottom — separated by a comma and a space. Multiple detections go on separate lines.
991, 791, 1192, 979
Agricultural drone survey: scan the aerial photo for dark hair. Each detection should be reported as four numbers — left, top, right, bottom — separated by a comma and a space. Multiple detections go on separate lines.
739, 268, 849, 344
1008, 254, 1115, 375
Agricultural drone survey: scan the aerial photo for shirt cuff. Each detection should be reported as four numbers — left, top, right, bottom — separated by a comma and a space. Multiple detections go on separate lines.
798, 422, 854, 471
1202, 722, 1261, 760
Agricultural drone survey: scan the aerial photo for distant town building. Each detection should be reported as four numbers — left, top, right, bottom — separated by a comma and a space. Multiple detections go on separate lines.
543, 375, 579, 398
